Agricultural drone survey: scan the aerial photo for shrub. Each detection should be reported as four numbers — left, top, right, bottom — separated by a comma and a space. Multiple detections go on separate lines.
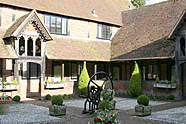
98, 100, 113, 111
131, 0, 145, 8
12, 95, 21, 102
167, 95, 175, 100
171, 75, 176, 84
137, 95, 149, 106
45, 94, 51, 100
155, 76, 160, 83
1, 95, 10, 100
61, 77, 66, 83
78, 61, 90, 96
51, 95, 63, 106
101, 89, 115, 101
12, 79, 18, 85
129, 61, 142, 97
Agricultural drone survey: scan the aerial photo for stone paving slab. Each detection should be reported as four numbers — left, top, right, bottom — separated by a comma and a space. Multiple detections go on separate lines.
144, 106, 186, 124
0, 104, 61, 124
64, 97, 168, 110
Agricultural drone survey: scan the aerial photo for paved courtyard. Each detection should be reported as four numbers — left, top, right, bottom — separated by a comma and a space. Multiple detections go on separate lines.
64, 97, 168, 110
0, 104, 61, 124
0, 98, 185, 124
145, 106, 186, 124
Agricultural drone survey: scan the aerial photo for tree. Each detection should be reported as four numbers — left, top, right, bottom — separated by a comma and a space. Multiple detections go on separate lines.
78, 61, 90, 96
131, 0, 145, 8
129, 61, 142, 97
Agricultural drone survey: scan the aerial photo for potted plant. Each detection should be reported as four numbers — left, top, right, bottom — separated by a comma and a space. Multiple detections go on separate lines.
135, 95, 152, 116
49, 95, 66, 116
88, 89, 119, 124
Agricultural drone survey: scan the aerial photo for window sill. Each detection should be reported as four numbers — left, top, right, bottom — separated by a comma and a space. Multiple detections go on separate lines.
96, 37, 111, 40
45, 83, 67, 89
153, 83, 176, 89
0, 85, 19, 91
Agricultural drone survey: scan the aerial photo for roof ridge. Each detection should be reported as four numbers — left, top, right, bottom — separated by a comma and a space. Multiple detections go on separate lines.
122, 0, 179, 14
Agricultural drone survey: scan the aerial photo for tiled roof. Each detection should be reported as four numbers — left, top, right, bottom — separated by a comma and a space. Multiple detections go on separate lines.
46, 36, 111, 61
0, 0, 133, 26
4, 10, 52, 40
111, 0, 186, 61
4, 14, 29, 38
0, 30, 17, 59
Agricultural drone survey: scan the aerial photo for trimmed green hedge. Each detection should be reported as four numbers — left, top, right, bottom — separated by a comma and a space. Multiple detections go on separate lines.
12, 95, 21, 102
137, 95, 149, 106
129, 61, 141, 97
51, 95, 63, 106
78, 61, 90, 96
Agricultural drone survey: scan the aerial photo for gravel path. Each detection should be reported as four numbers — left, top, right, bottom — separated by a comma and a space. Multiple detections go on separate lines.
64, 97, 168, 110
0, 104, 61, 124
145, 106, 186, 124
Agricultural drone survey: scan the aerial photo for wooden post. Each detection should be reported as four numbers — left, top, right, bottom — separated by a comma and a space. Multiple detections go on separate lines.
62, 63, 64, 78
94, 63, 97, 80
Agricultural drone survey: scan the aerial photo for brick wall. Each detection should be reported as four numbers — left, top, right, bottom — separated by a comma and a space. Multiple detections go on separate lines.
113, 80, 182, 99
0, 6, 119, 40
41, 81, 74, 97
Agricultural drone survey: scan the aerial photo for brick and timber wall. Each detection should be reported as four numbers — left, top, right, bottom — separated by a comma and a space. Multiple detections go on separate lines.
113, 80, 182, 99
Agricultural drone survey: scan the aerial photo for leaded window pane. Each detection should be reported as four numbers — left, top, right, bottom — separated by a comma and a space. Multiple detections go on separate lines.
97, 24, 111, 40
50, 16, 56, 34
62, 18, 67, 35
44, 15, 50, 31
56, 17, 62, 34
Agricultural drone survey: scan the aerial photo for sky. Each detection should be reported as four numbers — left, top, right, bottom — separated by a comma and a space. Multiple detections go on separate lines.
145, 0, 168, 5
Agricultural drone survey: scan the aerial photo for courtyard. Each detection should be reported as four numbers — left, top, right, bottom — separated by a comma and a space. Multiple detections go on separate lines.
0, 97, 186, 124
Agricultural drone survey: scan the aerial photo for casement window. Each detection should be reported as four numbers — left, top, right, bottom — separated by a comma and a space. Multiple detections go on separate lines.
97, 63, 109, 79
159, 64, 168, 80
121, 63, 133, 81
71, 63, 78, 79
29, 63, 41, 78
97, 24, 111, 40
44, 15, 68, 35
22, 62, 41, 79
53, 62, 62, 82
144, 64, 158, 80
112, 66, 120, 80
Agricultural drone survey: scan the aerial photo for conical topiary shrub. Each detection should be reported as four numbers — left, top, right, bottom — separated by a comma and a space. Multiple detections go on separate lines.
129, 61, 142, 97
78, 61, 90, 96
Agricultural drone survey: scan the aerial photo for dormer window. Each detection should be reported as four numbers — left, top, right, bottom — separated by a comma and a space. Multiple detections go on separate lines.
44, 15, 68, 35
97, 24, 111, 40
